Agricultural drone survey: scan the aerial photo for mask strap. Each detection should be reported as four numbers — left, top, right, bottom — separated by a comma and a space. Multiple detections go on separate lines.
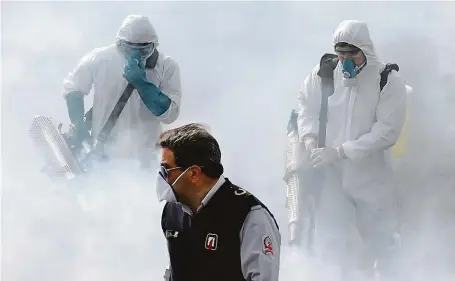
355, 60, 367, 74
166, 166, 191, 203
170, 166, 192, 187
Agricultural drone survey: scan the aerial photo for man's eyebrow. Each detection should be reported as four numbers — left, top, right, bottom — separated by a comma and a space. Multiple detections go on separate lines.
161, 162, 170, 169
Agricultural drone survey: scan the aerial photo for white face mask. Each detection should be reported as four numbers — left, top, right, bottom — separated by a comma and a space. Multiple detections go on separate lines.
155, 167, 191, 203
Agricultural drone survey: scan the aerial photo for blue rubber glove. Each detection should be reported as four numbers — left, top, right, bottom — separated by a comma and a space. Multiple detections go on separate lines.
122, 50, 147, 84
123, 50, 171, 116
65, 91, 90, 146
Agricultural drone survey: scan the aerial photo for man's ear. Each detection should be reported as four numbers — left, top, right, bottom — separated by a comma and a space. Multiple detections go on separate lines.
189, 166, 203, 183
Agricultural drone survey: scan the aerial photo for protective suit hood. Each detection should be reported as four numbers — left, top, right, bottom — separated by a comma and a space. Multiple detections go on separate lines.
116, 15, 159, 44
333, 20, 379, 64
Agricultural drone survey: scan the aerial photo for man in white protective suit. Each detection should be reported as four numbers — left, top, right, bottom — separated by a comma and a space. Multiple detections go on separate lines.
63, 14, 182, 168
296, 20, 407, 280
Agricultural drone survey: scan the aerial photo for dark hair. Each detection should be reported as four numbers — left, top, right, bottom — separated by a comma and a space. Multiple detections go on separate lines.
334, 42, 361, 51
157, 123, 224, 178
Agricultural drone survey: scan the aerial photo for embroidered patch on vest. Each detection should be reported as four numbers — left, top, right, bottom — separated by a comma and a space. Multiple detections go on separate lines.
165, 230, 179, 238
205, 233, 218, 251
262, 235, 273, 255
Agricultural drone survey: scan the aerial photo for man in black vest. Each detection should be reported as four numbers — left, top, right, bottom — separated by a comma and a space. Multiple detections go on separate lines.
155, 123, 281, 281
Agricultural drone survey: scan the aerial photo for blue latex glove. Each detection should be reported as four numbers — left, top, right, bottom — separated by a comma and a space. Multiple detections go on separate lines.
123, 50, 147, 85
123, 50, 171, 116
65, 91, 90, 146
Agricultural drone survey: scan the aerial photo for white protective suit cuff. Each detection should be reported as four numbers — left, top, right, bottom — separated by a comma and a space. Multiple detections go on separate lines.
155, 100, 177, 124
336, 145, 349, 160
299, 133, 318, 143
303, 138, 317, 153
340, 142, 359, 160
62, 90, 88, 98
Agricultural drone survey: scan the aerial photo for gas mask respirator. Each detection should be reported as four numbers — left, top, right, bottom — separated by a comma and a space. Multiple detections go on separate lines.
341, 58, 366, 87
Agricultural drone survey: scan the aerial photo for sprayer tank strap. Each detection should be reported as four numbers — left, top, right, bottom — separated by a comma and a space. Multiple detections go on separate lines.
95, 83, 135, 143
316, 53, 338, 148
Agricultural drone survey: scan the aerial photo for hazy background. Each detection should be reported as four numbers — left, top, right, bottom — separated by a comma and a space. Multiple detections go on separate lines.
2, 1, 455, 280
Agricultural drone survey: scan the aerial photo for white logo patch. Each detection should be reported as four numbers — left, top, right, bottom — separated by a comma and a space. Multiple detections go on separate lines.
205, 233, 218, 251
165, 230, 179, 238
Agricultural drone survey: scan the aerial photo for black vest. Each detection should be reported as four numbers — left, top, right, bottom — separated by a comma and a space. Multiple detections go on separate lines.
161, 178, 278, 281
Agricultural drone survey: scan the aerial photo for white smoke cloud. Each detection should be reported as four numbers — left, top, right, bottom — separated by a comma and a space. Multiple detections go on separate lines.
2, 1, 455, 281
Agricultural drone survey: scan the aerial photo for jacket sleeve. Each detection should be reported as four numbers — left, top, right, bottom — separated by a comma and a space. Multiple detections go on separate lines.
240, 206, 281, 281
341, 72, 407, 160
163, 266, 171, 281
155, 57, 182, 124
296, 64, 322, 142
63, 50, 97, 96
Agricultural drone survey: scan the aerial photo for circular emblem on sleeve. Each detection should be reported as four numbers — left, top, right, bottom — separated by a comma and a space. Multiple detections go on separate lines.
262, 235, 273, 255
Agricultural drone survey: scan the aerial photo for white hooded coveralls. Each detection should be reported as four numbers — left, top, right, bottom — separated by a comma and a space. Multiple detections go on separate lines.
63, 15, 182, 163
296, 20, 407, 268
